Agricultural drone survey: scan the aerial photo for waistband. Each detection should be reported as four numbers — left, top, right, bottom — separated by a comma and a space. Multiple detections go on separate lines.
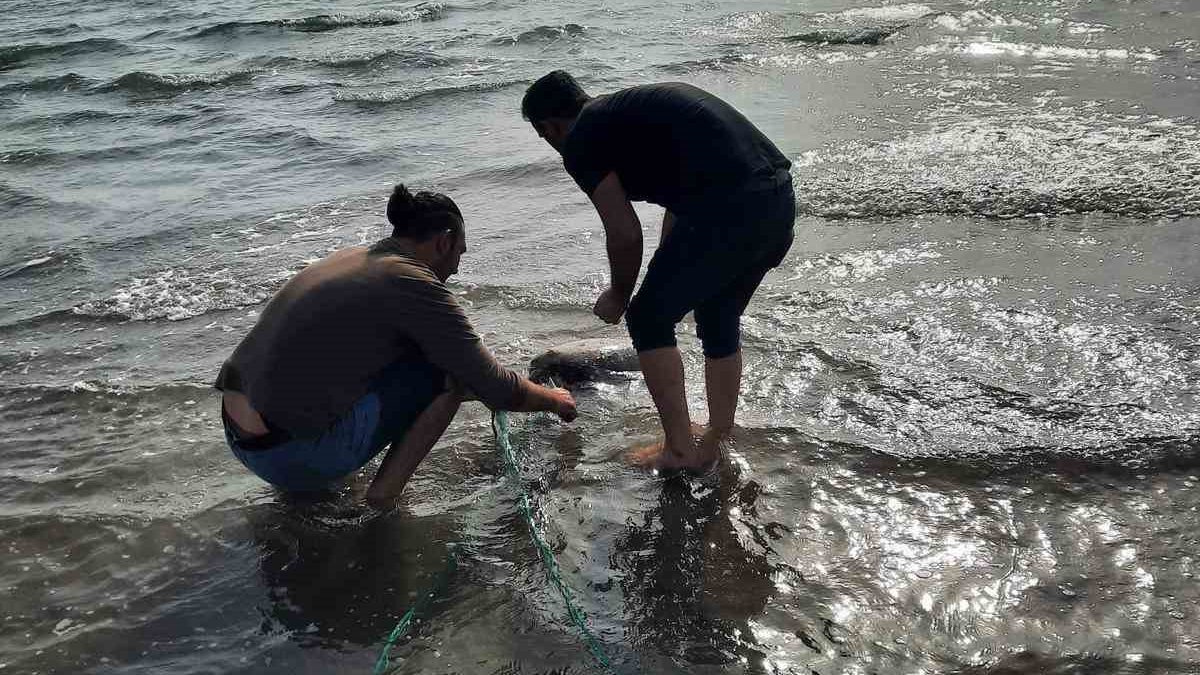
222, 405, 292, 451
673, 169, 794, 217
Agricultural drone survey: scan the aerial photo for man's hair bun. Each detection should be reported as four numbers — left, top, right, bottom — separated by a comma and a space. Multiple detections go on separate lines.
386, 184, 463, 240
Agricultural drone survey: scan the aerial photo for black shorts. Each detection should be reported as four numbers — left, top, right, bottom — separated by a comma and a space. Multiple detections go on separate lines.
625, 178, 795, 358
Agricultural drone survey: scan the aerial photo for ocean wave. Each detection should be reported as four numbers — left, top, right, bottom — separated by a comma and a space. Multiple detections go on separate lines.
0, 182, 52, 211
655, 53, 751, 74
657, 48, 881, 73
826, 3, 936, 22
698, 10, 793, 41
9, 22, 90, 38
490, 23, 586, 46
449, 159, 564, 187
761, 353, 1200, 473
916, 40, 1160, 61
701, 10, 904, 42
458, 277, 606, 311
0, 72, 96, 94
0, 135, 214, 167
0, 251, 66, 282
332, 78, 525, 106
0, 67, 243, 102
0, 380, 215, 406
930, 10, 1036, 32
953, 652, 1191, 675
793, 113, 1200, 220
781, 26, 904, 46
303, 49, 450, 69
98, 70, 257, 96
0, 38, 132, 71
789, 244, 942, 283
7, 108, 133, 130
0, 307, 81, 335
255, 49, 453, 71
191, 4, 446, 38
72, 268, 277, 322
0, 148, 57, 165
861, 430, 1200, 474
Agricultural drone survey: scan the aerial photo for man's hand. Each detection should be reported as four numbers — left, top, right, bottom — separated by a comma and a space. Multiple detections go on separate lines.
547, 387, 578, 422
593, 286, 628, 324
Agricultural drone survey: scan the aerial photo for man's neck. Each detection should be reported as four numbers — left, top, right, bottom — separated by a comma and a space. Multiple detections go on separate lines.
372, 236, 435, 266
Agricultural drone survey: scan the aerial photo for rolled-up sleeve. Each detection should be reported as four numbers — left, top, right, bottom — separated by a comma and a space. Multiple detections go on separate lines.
385, 275, 524, 410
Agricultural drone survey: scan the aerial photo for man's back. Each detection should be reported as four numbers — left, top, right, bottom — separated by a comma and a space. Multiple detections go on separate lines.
215, 242, 520, 437
561, 82, 791, 213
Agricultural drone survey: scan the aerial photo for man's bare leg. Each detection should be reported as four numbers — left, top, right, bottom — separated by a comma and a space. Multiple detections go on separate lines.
365, 390, 462, 510
627, 346, 713, 471
705, 350, 742, 435
697, 350, 743, 463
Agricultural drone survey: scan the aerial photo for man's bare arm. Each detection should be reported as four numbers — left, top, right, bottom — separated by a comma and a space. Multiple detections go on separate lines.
589, 172, 643, 301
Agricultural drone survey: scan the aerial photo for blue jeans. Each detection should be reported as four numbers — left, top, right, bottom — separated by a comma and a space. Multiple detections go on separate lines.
223, 359, 444, 492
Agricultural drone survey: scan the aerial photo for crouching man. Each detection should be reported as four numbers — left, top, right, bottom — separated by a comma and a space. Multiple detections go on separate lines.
215, 185, 576, 509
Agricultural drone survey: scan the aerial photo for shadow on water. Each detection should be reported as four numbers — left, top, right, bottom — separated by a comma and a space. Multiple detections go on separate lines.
613, 465, 777, 671
949, 650, 1188, 675
241, 493, 461, 650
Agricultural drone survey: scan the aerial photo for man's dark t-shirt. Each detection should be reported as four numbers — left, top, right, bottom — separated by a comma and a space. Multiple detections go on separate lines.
560, 82, 791, 214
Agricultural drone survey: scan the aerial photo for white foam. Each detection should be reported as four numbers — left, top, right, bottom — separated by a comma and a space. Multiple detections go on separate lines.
738, 49, 880, 69
791, 109, 1200, 220
697, 11, 776, 39
73, 268, 280, 321
917, 40, 1159, 61
1067, 22, 1109, 35
0, 253, 59, 280
792, 244, 943, 283
933, 10, 1034, 32
833, 3, 934, 22
21, 255, 54, 268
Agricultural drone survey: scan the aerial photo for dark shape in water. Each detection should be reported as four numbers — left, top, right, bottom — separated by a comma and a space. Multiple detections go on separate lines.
0, 252, 62, 282
190, 5, 446, 38
0, 182, 53, 211
530, 338, 640, 384
332, 79, 527, 106
0, 38, 132, 71
781, 25, 906, 46
256, 49, 453, 71
0, 72, 95, 94
613, 466, 775, 667
492, 23, 587, 46
949, 649, 1189, 674
244, 500, 460, 648
100, 70, 257, 97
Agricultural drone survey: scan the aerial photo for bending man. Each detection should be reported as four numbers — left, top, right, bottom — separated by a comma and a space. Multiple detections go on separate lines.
215, 185, 576, 507
521, 71, 794, 472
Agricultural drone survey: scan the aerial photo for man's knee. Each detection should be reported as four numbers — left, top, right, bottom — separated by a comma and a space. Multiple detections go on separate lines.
443, 375, 475, 404
695, 310, 740, 359
625, 295, 679, 352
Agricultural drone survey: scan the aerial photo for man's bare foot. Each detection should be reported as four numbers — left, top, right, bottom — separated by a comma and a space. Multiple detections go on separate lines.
701, 425, 732, 448
364, 490, 397, 513
626, 423, 719, 473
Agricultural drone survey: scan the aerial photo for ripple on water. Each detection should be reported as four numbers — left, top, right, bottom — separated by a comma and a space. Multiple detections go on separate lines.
794, 109, 1200, 220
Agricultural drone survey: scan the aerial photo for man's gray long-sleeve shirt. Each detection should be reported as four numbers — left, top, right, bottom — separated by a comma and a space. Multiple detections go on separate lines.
214, 238, 522, 438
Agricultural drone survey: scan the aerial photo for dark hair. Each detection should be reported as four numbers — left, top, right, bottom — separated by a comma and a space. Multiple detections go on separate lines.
386, 184, 463, 240
521, 70, 589, 122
